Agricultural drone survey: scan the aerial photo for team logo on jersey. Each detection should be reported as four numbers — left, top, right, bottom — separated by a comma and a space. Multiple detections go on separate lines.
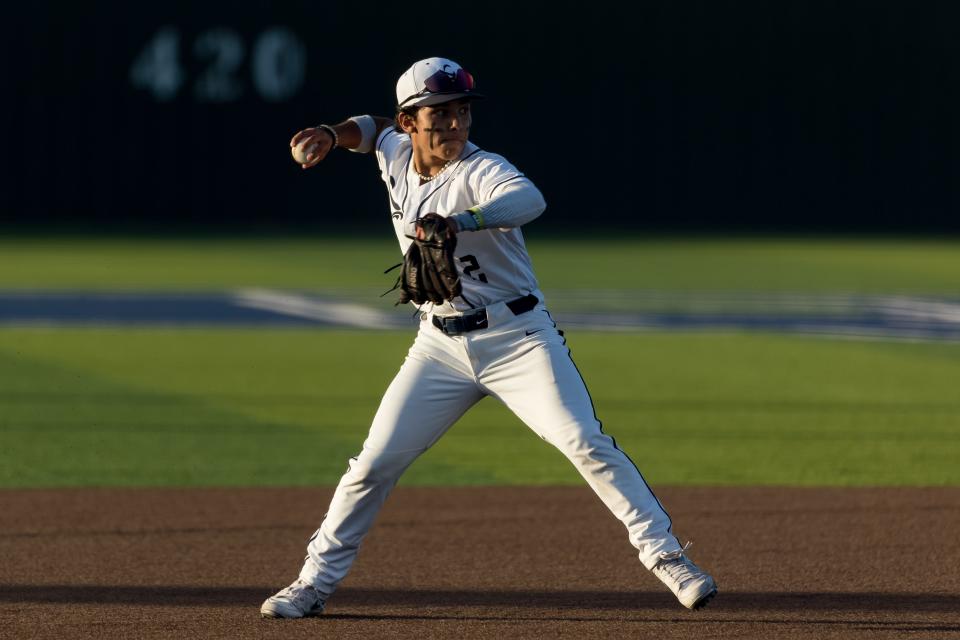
389, 191, 404, 223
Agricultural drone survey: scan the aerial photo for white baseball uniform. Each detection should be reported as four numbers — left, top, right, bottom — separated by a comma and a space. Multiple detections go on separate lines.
297, 127, 683, 597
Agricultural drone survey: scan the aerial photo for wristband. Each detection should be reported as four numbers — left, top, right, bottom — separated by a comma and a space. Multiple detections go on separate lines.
316, 124, 339, 149
347, 115, 376, 153
448, 207, 484, 232
468, 206, 485, 230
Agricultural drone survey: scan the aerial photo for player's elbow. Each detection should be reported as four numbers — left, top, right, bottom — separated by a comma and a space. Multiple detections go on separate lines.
533, 188, 546, 215
482, 180, 546, 228
526, 184, 547, 221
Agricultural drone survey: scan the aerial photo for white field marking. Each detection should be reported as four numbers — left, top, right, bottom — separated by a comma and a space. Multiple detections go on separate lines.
227, 289, 960, 340
556, 315, 960, 342
548, 291, 960, 318
875, 296, 960, 324
233, 289, 407, 329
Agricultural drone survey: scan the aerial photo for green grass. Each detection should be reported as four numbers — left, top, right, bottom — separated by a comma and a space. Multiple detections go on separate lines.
1, 236, 958, 293
2, 236, 958, 487
2, 328, 958, 487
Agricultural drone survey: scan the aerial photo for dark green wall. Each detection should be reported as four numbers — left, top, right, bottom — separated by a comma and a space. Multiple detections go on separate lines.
4, 1, 958, 231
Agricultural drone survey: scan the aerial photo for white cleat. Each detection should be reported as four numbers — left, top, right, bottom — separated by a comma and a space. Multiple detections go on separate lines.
260, 579, 326, 619
651, 546, 718, 610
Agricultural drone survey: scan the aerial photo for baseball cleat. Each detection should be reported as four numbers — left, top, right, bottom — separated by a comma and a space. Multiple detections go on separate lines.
260, 579, 326, 619
651, 546, 718, 610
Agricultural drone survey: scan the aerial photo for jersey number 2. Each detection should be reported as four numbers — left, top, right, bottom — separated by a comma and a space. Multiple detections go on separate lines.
459, 255, 488, 283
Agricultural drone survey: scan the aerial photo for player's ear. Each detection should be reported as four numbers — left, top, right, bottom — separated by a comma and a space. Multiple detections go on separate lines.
397, 109, 418, 134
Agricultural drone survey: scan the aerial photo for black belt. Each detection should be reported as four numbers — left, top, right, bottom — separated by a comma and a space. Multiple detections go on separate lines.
432, 294, 538, 336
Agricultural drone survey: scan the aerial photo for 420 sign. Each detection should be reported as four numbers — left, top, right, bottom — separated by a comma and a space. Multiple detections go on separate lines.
130, 26, 306, 103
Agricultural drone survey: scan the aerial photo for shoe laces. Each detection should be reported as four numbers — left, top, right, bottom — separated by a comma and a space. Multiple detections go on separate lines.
656, 541, 699, 584
279, 580, 320, 607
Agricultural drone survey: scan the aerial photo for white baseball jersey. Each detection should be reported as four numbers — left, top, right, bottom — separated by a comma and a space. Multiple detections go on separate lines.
375, 127, 539, 313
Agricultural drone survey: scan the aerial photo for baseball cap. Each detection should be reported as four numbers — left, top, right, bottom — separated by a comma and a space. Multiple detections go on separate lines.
396, 57, 485, 109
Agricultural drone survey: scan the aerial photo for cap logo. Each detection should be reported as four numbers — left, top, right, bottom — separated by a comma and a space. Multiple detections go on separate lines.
398, 58, 480, 107
433, 64, 457, 88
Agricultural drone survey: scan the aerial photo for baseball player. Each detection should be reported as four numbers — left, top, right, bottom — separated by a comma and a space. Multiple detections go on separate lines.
262, 57, 717, 618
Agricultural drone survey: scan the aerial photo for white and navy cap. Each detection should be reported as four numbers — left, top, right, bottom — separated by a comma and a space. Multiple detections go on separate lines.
396, 57, 484, 109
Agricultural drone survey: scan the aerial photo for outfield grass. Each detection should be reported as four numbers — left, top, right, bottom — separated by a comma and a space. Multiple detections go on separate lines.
2, 328, 958, 487
1, 236, 959, 293
2, 236, 958, 488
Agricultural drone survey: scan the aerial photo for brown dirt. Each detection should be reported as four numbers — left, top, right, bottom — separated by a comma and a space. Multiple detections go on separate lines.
1, 486, 958, 639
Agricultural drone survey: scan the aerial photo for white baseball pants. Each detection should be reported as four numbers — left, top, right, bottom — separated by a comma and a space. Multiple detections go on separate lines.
299, 297, 681, 596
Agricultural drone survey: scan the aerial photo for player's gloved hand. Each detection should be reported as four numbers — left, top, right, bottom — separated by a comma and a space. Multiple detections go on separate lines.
396, 213, 462, 305
416, 215, 458, 240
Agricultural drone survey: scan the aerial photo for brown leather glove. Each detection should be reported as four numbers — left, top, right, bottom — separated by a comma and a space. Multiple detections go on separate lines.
397, 213, 462, 305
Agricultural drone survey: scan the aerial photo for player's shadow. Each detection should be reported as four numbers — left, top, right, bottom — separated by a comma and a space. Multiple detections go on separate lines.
1, 584, 959, 615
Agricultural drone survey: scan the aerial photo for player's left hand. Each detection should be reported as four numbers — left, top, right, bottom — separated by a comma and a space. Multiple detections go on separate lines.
398, 213, 462, 305
416, 215, 458, 240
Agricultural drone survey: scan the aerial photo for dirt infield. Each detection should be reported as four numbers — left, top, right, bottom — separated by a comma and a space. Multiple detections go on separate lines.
1, 487, 958, 639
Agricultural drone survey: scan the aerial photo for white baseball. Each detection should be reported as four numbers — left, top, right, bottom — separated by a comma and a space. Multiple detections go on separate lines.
292, 140, 319, 165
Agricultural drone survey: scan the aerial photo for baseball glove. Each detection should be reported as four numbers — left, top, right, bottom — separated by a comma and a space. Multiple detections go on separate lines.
390, 213, 462, 305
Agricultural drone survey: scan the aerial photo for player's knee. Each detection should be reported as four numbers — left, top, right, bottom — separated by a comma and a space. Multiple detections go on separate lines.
344, 448, 415, 484
554, 427, 607, 461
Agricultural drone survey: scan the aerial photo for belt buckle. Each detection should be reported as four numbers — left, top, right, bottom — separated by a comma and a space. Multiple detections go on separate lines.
443, 316, 465, 335
435, 309, 487, 335
433, 314, 462, 336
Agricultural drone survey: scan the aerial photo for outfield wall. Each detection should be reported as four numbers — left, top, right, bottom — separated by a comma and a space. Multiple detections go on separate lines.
4, 1, 959, 231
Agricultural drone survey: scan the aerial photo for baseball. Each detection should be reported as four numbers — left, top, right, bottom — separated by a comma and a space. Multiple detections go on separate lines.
291, 140, 319, 165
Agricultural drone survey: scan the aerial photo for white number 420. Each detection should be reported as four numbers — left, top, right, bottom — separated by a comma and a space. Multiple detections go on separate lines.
129, 26, 306, 103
